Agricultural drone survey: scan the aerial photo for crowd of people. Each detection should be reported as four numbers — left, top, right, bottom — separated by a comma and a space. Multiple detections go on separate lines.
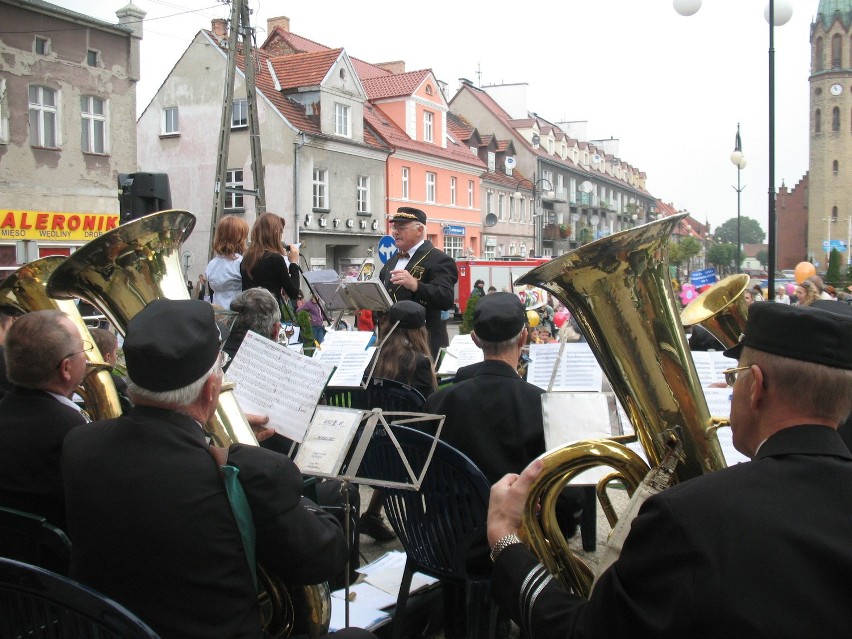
0, 207, 850, 638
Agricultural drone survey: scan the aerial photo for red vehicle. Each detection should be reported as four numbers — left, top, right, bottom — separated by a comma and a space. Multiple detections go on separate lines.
455, 258, 551, 315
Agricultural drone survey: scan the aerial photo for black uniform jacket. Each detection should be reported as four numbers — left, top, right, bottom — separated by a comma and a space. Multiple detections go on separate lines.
379, 240, 457, 357
0, 386, 86, 528
492, 425, 852, 639
62, 405, 345, 639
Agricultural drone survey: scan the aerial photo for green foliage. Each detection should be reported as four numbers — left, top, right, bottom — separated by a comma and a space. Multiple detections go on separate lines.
707, 243, 737, 272
296, 310, 314, 342
460, 294, 480, 335
678, 237, 702, 265
756, 249, 769, 267
713, 217, 766, 245
827, 248, 842, 283
577, 227, 594, 245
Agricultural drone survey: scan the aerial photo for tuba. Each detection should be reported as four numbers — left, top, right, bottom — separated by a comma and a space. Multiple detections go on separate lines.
46, 210, 329, 637
514, 214, 727, 596
680, 273, 750, 349
0, 256, 122, 420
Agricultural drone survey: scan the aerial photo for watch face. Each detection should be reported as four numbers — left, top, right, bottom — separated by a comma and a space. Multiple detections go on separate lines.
831, 84, 843, 96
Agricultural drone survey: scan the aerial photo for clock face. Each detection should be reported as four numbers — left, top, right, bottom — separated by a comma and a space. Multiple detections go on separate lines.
830, 84, 843, 96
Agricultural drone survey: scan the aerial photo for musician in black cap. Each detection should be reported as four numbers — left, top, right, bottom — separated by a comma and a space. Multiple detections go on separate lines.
61, 299, 358, 639
379, 207, 457, 358
487, 301, 852, 638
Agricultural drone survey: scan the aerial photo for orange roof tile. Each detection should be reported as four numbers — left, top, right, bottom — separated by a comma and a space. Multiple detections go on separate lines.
361, 69, 432, 100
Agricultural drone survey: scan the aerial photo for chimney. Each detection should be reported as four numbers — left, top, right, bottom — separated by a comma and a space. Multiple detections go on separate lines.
211, 18, 228, 38
267, 16, 290, 34
375, 60, 405, 75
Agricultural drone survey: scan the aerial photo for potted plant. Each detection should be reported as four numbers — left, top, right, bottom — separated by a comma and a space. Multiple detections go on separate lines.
559, 224, 569, 238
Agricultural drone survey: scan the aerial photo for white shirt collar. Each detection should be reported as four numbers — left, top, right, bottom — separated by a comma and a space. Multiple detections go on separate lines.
396, 239, 425, 270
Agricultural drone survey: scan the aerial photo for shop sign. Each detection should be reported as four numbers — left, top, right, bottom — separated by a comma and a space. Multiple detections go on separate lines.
0, 210, 119, 241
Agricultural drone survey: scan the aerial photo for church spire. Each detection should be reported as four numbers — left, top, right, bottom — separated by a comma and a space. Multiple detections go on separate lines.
816, 0, 852, 30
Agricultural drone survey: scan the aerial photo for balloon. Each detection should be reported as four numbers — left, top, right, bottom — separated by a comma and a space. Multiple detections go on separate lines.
553, 311, 568, 328
794, 261, 816, 284
786, 283, 796, 296
526, 310, 540, 327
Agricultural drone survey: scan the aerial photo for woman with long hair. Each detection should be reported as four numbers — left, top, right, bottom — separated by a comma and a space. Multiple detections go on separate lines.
205, 215, 248, 310
795, 280, 820, 307
361, 301, 438, 541
240, 212, 301, 307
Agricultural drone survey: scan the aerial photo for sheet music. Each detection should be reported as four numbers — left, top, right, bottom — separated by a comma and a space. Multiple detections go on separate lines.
293, 407, 363, 477
315, 347, 377, 387
305, 270, 393, 312
319, 330, 374, 352
225, 331, 333, 442
436, 334, 483, 375
691, 350, 737, 387
528, 342, 603, 391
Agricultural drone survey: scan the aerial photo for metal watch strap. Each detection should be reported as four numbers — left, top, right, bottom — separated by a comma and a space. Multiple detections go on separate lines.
490, 533, 522, 562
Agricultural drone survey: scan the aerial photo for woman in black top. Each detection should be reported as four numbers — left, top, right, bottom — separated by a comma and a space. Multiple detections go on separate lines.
240, 212, 301, 306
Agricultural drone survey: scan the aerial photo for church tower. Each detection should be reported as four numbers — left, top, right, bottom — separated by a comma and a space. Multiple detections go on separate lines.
808, 0, 852, 269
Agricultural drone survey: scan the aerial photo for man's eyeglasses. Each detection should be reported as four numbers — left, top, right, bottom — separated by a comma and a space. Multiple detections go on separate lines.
723, 365, 752, 388
55, 339, 95, 369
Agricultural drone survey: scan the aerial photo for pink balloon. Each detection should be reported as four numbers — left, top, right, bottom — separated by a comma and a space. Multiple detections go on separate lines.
554, 311, 568, 328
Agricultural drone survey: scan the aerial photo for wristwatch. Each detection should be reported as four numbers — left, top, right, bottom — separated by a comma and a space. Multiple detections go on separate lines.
490, 533, 522, 562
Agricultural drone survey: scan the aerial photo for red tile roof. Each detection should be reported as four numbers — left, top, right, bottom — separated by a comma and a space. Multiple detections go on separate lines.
361, 69, 433, 100
270, 49, 344, 90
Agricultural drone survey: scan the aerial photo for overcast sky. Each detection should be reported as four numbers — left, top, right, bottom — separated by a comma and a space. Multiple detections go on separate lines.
54, 0, 817, 235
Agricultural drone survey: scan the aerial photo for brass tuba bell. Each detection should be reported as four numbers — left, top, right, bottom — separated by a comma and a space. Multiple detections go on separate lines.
514, 214, 727, 596
0, 256, 122, 420
680, 273, 750, 349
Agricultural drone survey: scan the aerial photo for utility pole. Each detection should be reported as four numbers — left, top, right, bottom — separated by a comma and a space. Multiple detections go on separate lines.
210, 0, 265, 260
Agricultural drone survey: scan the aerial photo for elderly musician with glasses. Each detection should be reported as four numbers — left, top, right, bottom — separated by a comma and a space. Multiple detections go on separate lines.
486, 301, 852, 638
379, 207, 458, 358
0, 310, 92, 528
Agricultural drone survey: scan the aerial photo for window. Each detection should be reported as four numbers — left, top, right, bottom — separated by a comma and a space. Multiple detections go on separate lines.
335, 103, 350, 137
163, 106, 179, 135
483, 241, 495, 260
423, 111, 433, 143
815, 37, 824, 71
232, 99, 247, 128
486, 190, 494, 216
443, 235, 463, 259
313, 169, 328, 209
81, 96, 106, 154
426, 172, 436, 203
498, 193, 506, 221
28, 85, 58, 148
487, 152, 496, 172
450, 177, 457, 206
357, 176, 370, 213
226, 169, 244, 210
86, 50, 99, 67
519, 197, 526, 223
468, 181, 474, 208
401, 167, 410, 199
832, 206, 838, 222
509, 194, 517, 222
832, 107, 840, 132
831, 34, 842, 68
833, 160, 839, 176
815, 109, 822, 133
0, 79, 8, 144
34, 36, 49, 55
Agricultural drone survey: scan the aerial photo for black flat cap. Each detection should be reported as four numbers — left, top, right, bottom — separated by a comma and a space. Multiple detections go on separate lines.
474, 292, 526, 343
389, 300, 425, 329
724, 301, 852, 369
389, 207, 427, 225
124, 299, 224, 392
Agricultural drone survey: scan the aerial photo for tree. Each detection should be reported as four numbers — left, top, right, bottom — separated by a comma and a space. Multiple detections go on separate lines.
678, 237, 702, 271
756, 249, 769, 268
827, 248, 842, 284
708, 243, 737, 273
714, 217, 766, 245
460, 294, 480, 335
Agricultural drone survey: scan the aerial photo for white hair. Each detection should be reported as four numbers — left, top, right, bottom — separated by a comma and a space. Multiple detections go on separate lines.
127, 360, 219, 408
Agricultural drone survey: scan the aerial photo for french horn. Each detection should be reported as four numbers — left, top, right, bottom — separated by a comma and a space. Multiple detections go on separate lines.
514, 214, 727, 596
0, 256, 122, 420
46, 210, 329, 636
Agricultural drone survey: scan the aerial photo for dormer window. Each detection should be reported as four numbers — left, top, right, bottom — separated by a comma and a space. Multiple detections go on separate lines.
423, 111, 434, 143
335, 103, 351, 137
487, 152, 495, 172
34, 36, 50, 55
87, 50, 100, 67
425, 84, 433, 95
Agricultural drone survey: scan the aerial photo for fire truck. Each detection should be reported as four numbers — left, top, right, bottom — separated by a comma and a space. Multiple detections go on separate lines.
455, 258, 551, 315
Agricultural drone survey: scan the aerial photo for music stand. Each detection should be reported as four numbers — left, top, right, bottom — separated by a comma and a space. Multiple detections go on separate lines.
294, 407, 444, 627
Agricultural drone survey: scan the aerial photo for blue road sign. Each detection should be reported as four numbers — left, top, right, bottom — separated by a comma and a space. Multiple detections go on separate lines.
690, 268, 717, 288
377, 235, 398, 264
822, 239, 848, 251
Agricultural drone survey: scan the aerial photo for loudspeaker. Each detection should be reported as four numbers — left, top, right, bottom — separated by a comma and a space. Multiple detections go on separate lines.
118, 172, 172, 223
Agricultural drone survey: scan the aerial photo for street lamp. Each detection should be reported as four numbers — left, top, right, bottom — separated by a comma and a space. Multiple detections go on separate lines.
730, 123, 747, 274
514, 172, 554, 256
675, 0, 793, 301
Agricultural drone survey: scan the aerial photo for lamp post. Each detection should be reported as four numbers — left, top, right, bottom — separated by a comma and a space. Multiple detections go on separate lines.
823, 217, 834, 267
730, 124, 747, 274
675, 0, 792, 300
514, 172, 554, 257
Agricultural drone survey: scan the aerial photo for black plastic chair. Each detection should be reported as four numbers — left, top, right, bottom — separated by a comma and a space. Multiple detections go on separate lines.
0, 557, 161, 638
0, 506, 71, 576
360, 424, 500, 639
324, 377, 427, 413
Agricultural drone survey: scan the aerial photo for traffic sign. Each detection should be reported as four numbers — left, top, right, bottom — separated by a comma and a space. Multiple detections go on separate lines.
377, 235, 398, 264
822, 239, 848, 251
